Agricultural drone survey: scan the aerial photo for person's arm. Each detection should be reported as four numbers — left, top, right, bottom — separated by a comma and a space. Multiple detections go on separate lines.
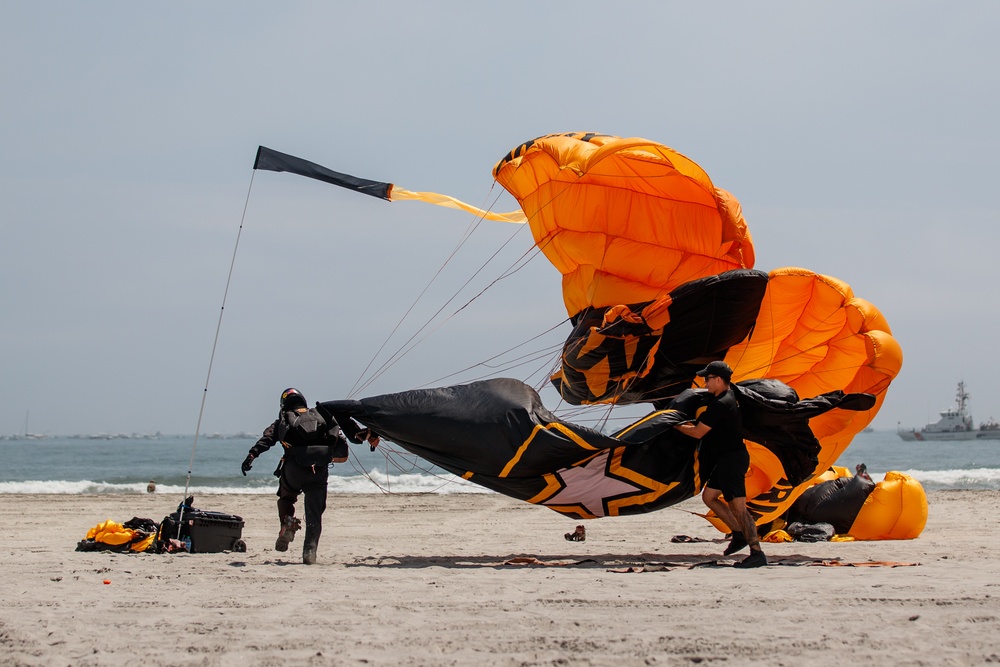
242, 420, 278, 475
675, 393, 727, 440
345, 421, 380, 450
249, 421, 278, 457
674, 421, 712, 439
316, 402, 380, 447
330, 427, 350, 463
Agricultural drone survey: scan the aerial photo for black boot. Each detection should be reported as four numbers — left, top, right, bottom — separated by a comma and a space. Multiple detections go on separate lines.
734, 549, 767, 569
275, 516, 301, 552
724, 532, 749, 556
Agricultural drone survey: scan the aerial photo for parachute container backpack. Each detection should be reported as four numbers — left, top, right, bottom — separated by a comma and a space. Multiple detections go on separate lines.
279, 407, 346, 468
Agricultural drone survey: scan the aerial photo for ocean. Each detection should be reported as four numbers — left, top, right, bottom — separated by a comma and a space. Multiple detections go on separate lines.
2, 430, 999, 496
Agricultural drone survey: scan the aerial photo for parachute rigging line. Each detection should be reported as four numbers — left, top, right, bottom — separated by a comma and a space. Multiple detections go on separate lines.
351, 243, 542, 397
455, 341, 565, 385
343, 439, 478, 495
254, 146, 581, 407
350, 212, 537, 397
252, 145, 536, 400
347, 185, 501, 398
348, 163, 585, 399
378, 443, 477, 493
414, 318, 568, 389
178, 167, 258, 538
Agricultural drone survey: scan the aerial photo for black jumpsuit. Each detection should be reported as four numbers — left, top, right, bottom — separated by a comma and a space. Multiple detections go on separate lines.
249, 412, 358, 553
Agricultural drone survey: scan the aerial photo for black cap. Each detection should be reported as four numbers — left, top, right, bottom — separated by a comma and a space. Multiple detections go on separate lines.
695, 361, 733, 381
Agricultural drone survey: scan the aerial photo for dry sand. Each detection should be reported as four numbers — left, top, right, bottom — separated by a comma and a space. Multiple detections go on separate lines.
1, 490, 998, 666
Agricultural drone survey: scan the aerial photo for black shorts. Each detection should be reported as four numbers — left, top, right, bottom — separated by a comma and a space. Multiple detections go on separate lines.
698, 445, 750, 502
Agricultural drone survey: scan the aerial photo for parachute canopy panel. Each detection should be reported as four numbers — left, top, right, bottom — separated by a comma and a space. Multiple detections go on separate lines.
492, 133, 756, 316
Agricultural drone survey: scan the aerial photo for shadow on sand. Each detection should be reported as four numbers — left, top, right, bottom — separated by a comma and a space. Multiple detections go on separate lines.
339, 552, 850, 570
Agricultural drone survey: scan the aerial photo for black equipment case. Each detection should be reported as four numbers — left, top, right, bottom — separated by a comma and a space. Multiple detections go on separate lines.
159, 497, 246, 553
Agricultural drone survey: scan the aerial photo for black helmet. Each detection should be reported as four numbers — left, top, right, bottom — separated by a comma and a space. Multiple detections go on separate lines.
280, 387, 307, 411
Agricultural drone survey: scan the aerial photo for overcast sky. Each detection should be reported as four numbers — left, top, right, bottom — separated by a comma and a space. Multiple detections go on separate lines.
2, 2, 998, 435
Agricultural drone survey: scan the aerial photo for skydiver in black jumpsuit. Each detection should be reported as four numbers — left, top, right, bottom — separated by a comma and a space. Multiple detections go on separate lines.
241, 387, 378, 564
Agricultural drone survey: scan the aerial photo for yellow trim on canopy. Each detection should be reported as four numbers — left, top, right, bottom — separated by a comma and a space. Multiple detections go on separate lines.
606, 448, 679, 516
388, 187, 527, 223
499, 422, 600, 478
526, 473, 563, 504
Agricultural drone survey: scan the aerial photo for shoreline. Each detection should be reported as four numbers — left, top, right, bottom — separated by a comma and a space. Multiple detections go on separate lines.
2, 490, 998, 665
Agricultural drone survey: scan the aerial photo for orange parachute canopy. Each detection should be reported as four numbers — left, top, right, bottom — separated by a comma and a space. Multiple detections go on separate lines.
781, 467, 928, 540
490, 133, 902, 527
851, 471, 928, 540
725, 268, 903, 525
491, 133, 765, 406
492, 133, 755, 316
490, 133, 900, 406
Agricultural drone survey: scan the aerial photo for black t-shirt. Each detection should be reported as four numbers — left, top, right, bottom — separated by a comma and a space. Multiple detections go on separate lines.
698, 389, 743, 454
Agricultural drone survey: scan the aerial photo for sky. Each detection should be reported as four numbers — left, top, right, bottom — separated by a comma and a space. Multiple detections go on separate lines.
2, 2, 998, 436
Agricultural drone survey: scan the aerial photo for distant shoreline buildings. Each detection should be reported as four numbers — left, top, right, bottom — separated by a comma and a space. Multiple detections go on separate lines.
0, 432, 258, 441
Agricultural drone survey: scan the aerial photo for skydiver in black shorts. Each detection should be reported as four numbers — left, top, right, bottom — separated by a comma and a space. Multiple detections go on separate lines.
674, 361, 767, 569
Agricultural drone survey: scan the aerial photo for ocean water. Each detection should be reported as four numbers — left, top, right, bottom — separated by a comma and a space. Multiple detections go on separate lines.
1, 429, 998, 495
0, 435, 478, 496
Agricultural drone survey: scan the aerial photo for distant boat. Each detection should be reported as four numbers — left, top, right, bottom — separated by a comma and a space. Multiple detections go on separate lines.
22, 410, 45, 439
898, 380, 1000, 441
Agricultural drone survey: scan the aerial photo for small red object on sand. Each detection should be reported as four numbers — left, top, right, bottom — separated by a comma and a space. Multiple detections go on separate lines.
103, 580, 111, 585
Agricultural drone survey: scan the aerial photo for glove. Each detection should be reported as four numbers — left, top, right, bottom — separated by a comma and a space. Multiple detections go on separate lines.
359, 429, 380, 452
241, 454, 255, 476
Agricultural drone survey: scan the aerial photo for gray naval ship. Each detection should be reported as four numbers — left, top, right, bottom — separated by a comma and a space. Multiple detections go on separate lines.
898, 380, 1000, 441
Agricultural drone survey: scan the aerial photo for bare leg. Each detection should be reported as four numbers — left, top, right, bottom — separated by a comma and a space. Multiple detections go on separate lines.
702, 486, 740, 534
727, 497, 761, 550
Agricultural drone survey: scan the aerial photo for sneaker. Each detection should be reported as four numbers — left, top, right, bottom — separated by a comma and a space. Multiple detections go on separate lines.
303, 545, 317, 565
733, 549, 767, 569
723, 532, 748, 556
275, 516, 301, 552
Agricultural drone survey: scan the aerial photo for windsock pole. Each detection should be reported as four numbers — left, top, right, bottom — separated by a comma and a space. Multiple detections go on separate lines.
177, 168, 257, 540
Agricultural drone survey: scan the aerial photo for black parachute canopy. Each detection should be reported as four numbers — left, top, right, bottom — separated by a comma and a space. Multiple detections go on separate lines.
318, 378, 874, 521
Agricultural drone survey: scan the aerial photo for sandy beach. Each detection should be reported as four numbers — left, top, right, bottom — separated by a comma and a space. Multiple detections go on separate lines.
1, 490, 998, 666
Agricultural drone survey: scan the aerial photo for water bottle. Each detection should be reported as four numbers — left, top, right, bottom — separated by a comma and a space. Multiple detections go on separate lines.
183, 535, 192, 553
